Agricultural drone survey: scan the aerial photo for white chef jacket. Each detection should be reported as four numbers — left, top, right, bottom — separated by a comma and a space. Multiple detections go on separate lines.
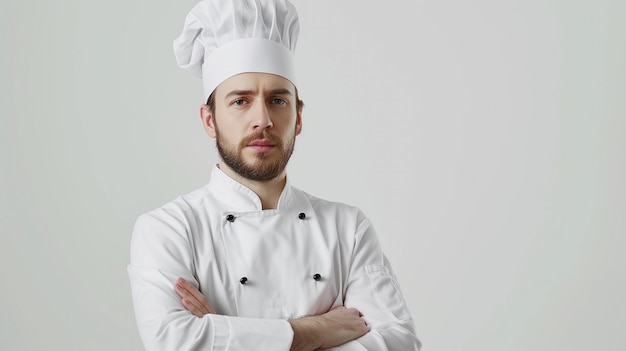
128, 166, 421, 351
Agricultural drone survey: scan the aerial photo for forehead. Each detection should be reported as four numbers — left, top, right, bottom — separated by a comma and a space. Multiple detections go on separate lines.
215, 72, 296, 97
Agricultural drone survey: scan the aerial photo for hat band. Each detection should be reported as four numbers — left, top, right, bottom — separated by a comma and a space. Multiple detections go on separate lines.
201, 38, 296, 99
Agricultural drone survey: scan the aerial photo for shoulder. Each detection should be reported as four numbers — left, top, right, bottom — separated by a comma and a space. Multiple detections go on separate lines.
293, 187, 359, 211
133, 184, 213, 235
130, 186, 214, 270
291, 187, 382, 262
130, 185, 215, 262
291, 186, 369, 227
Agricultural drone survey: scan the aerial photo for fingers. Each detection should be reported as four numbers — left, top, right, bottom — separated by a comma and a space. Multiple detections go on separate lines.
330, 306, 365, 320
180, 295, 206, 318
174, 278, 205, 317
174, 278, 217, 317
315, 306, 370, 349
339, 307, 369, 334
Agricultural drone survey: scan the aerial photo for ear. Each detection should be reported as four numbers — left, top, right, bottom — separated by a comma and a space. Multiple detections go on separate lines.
200, 105, 217, 138
295, 109, 303, 136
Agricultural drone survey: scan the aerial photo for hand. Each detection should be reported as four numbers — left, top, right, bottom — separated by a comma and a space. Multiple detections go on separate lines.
174, 277, 217, 317
317, 307, 369, 349
289, 306, 370, 351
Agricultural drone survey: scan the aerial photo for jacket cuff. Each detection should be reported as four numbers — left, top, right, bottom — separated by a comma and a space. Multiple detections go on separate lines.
213, 315, 294, 350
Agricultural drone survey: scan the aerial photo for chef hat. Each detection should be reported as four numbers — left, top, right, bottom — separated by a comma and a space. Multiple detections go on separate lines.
173, 0, 300, 100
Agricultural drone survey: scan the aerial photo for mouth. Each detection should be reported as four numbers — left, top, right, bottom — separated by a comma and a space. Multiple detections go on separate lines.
247, 139, 276, 152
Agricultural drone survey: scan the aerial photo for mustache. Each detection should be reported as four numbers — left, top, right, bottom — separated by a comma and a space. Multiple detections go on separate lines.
239, 130, 283, 147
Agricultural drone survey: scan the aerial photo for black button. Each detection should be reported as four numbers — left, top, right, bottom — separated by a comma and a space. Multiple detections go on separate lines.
239, 277, 248, 284
313, 273, 321, 281
298, 212, 306, 220
226, 214, 235, 222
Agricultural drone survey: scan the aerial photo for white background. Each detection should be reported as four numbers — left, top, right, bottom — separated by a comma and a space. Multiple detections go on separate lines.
1, 0, 625, 350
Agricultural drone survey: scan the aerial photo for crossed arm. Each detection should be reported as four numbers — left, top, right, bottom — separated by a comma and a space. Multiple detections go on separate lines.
174, 278, 369, 351
130, 211, 420, 350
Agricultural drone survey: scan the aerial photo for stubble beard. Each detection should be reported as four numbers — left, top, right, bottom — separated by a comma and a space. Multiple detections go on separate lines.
215, 126, 296, 182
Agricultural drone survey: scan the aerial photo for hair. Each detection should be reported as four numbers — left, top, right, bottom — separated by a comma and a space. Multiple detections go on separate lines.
205, 88, 305, 114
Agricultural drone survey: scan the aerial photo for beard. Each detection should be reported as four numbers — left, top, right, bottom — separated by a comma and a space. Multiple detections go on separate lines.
215, 126, 296, 182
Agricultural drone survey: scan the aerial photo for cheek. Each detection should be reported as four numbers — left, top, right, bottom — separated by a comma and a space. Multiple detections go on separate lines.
214, 119, 243, 139
278, 116, 299, 132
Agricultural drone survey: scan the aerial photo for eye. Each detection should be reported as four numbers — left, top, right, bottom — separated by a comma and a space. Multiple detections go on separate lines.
271, 98, 287, 105
232, 99, 246, 106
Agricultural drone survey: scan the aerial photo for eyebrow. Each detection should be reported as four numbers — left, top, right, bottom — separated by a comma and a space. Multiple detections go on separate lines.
224, 88, 294, 99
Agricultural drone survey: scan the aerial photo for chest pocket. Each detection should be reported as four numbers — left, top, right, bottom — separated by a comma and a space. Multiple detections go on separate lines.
221, 210, 340, 320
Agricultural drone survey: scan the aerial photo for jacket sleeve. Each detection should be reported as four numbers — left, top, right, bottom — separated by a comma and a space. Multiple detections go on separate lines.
127, 213, 294, 351
328, 215, 422, 351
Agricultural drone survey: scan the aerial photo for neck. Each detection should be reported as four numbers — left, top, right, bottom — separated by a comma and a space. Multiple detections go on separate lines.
217, 163, 287, 210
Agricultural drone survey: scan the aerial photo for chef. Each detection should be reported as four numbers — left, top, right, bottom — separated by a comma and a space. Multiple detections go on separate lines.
127, 0, 421, 350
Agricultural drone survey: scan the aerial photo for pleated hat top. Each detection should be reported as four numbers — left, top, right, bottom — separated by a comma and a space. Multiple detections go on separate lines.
173, 0, 300, 100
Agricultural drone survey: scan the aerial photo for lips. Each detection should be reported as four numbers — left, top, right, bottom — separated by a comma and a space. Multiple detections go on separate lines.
248, 139, 275, 147
246, 138, 277, 152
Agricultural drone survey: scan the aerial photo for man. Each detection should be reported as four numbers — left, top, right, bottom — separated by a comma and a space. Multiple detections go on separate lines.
128, 0, 421, 350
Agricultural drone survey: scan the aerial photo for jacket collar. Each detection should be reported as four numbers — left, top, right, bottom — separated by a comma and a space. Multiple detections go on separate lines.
207, 165, 293, 212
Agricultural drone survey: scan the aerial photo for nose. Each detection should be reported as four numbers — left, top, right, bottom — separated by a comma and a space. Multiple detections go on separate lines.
252, 101, 273, 130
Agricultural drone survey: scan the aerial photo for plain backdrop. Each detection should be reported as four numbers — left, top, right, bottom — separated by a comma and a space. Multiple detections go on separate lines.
1, 0, 625, 350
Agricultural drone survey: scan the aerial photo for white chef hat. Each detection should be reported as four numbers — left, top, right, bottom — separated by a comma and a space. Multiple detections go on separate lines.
173, 0, 299, 100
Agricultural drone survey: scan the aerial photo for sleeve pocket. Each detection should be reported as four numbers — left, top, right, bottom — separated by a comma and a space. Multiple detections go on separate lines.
365, 264, 411, 321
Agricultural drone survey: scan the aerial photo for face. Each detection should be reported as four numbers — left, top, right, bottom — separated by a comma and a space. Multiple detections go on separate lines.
201, 72, 302, 182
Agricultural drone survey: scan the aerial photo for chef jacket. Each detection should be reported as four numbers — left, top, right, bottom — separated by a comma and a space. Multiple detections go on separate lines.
128, 166, 421, 351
